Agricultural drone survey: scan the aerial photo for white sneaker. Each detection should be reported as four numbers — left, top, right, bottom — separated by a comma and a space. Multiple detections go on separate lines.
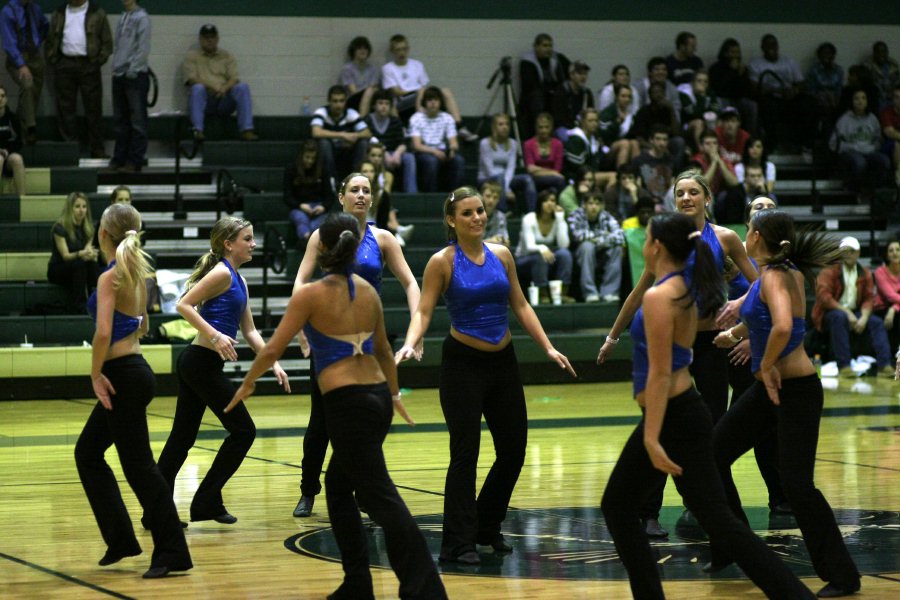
395, 233, 405, 247
585, 294, 601, 303
602, 294, 620, 303
458, 126, 479, 142
396, 224, 415, 243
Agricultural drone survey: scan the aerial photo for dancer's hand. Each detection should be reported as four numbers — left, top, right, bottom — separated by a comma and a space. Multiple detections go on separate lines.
272, 361, 291, 392
644, 439, 683, 476
393, 394, 415, 426
394, 344, 417, 364
596, 339, 616, 364
713, 330, 737, 348
728, 339, 751, 366
548, 348, 577, 378
761, 366, 781, 405
413, 338, 424, 361
225, 380, 255, 413
715, 299, 742, 329
212, 332, 239, 361
92, 374, 116, 410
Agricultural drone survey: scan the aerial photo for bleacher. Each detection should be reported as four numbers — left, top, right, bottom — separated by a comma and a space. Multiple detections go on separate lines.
1, 113, 896, 399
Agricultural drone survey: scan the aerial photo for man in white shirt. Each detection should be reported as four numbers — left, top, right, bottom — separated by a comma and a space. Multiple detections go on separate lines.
310, 85, 370, 182
409, 86, 464, 192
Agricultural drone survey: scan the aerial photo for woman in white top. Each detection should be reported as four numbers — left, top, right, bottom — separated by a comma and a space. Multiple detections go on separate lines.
514, 190, 574, 303
735, 136, 776, 195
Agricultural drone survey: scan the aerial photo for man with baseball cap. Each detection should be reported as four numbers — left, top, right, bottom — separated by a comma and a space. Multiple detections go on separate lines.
551, 59, 593, 137
182, 23, 257, 141
812, 235, 894, 377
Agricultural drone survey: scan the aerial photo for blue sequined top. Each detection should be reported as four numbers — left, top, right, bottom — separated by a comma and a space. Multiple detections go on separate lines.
739, 267, 806, 374
87, 260, 143, 344
354, 223, 383, 293
728, 257, 758, 300
304, 273, 374, 376
444, 242, 510, 344
198, 259, 247, 340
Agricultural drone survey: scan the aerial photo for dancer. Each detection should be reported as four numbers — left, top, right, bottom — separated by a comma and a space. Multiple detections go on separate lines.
226, 213, 447, 600
395, 186, 577, 564
711, 210, 861, 597
293, 172, 421, 518
155, 217, 290, 524
600, 211, 814, 600
597, 170, 757, 537
75, 203, 192, 579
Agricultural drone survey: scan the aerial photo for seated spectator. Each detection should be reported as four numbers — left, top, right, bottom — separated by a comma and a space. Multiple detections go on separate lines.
732, 164, 776, 213
284, 140, 334, 245
838, 64, 881, 116
382, 34, 475, 140
365, 89, 415, 192
806, 42, 844, 127
409, 86, 464, 192
552, 60, 594, 140
564, 107, 613, 186
735, 136, 776, 194
567, 192, 623, 303
478, 112, 537, 214
830, 89, 891, 197
183, 24, 257, 141
864, 41, 900, 111
338, 36, 379, 117
359, 160, 413, 247
678, 69, 721, 151
93, 184, 139, 250
365, 142, 394, 192
598, 84, 640, 167
47, 191, 99, 312
480, 181, 510, 247
523, 112, 566, 194
603, 163, 652, 221
715, 106, 750, 163
873, 238, 900, 351
621, 195, 655, 230
690, 130, 740, 222
0, 85, 25, 195
879, 83, 900, 188
311, 84, 370, 183
558, 165, 596, 216
635, 57, 682, 119
708, 38, 758, 135
666, 31, 704, 86
519, 33, 570, 139
812, 236, 893, 377
631, 81, 686, 171
597, 65, 640, 114
515, 189, 574, 303
631, 124, 676, 209
748, 33, 814, 150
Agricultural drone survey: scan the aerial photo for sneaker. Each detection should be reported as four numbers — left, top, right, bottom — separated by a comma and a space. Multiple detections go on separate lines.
240, 130, 259, 141
457, 126, 479, 142
602, 294, 620, 303
394, 233, 405, 247
585, 294, 601, 303
838, 366, 857, 378
192, 128, 205, 141
396, 224, 415, 242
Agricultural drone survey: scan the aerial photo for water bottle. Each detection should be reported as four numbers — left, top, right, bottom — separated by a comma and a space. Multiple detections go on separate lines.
301, 96, 312, 116
813, 354, 822, 377
527, 283, 539, 307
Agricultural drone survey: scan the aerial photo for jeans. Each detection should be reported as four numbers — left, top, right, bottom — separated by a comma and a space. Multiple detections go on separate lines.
575, 241, 622, 297
515, 248, 572, 286
189, 82, 254, 132
838, 150, 891, 191
401, 151, 418, 193
601, 387, 815, 600
289, 205, 327, 239
531, 174, 567, 195
318, 137, 369, 184
112, 72, 149, 168
823, 308, 892, 367
477, 174, 538, 214
416, 151, 464, 192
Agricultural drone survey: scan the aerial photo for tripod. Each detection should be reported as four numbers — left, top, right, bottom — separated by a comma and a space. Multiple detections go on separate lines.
476, 61, 523, 167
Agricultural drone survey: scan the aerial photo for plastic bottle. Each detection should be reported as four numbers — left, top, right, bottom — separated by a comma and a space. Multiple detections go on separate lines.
527, 283, 539, 307
813, 354, 822, 377
301, 96, 312, 116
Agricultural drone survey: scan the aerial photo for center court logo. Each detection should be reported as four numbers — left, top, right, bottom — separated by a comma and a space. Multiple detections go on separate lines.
286, 507, 900, 580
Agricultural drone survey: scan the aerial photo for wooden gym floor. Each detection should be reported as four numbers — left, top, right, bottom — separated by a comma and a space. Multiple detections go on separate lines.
1, 378, 898, 599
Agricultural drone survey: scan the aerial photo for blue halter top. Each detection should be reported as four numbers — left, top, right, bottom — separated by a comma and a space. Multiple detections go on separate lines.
444, 242, 510, 345
728, 257, 758, 300
630, 271, 694, 397
354, 223, 383, 293
198, 259, 247, 340
87, 260, 143, 344
739, 266, 806, 374
303, 273, 375, 375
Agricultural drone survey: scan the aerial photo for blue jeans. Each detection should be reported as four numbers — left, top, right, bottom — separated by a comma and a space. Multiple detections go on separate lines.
477, 174, 538, 214
838, 150, 891, 191
823, 308, 892, 367
576, 241, 623, 297
515, 248, 572, 286
189, 82, 254, 132
400, 151, 418, 193
112, 73, 149, 167
415, 151, 464, 192
317, 137, 369, 183
289, 206, 327, 239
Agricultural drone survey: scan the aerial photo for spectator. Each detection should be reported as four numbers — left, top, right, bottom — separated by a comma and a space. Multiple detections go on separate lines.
409, 86, 463, 192
865, 41, 900, 111
690, 129, 740, 222
45, 0, 111, 158
812, 236, 893, 377
552, 60, 594, 139
715, 106, 750, 164
522, 112, 566, 194
480, 181, 510, 247
567, 192, 623, 303
830, 89, 890, 197
631, 124, 676, 208
364, 142, 393, 192
338, 36, 378, 117
636, 57, 682, 120
359, 160, 413, 247
734, 164, 775, 208
478, 112, 536, 215
381, 34, 475, 140
603, 163, 652, 221
0, 0, 48, 144
515, 189, 574, 303
183, 24, 257, 141
597, 64, 640, 115
621, 194, 655, 230
365, 89, 415, 192
806, 42, 844, 127
519, 33, 570, 139
679, 69, 721, 151
666, 31, 704, 86
879, 83, 900, 188
0, 85, 26, 195
631, 80, 686, 170
283, 140, 334, 246
311, 84, 370, 183
598, 83, 640, 167
109, 0, 150, 173
564, 107, 612, 185
873, 238, 900, 352
558, 165, 595, 216
708, 38, 757, 135
735, 136, 776, 195
47, 191, 98, 312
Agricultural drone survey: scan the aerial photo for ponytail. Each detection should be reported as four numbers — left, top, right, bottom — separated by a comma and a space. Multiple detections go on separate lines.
318, 213, 361, 272
688, 235, 726, 319
750, 210, 840, 289
99, 204, 152, 297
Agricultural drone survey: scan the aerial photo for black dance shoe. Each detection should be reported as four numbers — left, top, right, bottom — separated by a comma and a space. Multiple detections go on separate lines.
477, 534, 513, 553
327, 582, 375, 599
293, 495, 314, 518
191, 512, 237, 524
702, 560, 734, 574
439, 549, 481, 565
98, 548, 141, 566
642, 517, 669, 538
816, 581, 860, 597
142, 566, 171, 579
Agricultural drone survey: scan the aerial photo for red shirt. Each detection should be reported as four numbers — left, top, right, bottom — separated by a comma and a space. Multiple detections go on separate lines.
690, 150, 736, 195
880, 105, 900, 132
715, 126, 751, 164
524, 137, 564, 173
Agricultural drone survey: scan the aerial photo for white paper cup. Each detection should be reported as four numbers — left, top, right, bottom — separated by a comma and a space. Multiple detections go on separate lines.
528, 285, 539, 306
549, 280, 562, 305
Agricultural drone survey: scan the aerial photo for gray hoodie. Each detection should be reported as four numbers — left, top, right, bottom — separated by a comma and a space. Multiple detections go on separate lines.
111, 5, 150, 77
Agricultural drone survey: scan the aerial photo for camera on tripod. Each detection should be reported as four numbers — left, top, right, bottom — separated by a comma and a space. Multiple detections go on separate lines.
488, 56, 514, 89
